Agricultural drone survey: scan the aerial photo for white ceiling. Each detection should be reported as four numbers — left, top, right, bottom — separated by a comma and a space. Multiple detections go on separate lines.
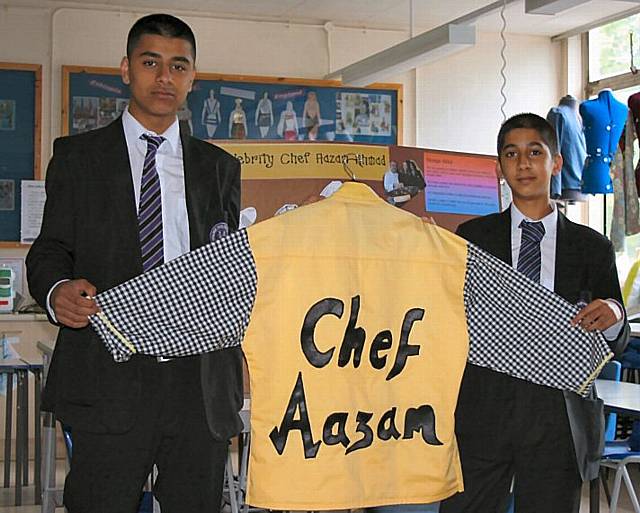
10, 0, 640, 36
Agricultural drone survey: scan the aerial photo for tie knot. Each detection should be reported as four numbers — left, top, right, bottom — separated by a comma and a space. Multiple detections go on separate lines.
141, 134, 165, 151
520, 219, 545, 242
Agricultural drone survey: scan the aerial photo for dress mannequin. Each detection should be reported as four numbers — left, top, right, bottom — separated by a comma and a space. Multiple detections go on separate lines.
255, 92, 274, 138
580, 89, 628, 194
546, 95, 587, 201
229, 98, 248, 139
627, 92, 640, 193
201, 89, 221, 138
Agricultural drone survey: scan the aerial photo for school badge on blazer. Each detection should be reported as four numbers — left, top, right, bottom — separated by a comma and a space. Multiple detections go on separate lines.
210, 221, 229, 241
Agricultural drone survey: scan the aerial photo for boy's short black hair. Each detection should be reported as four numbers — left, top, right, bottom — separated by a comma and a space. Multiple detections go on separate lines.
497, 113, 559, 156
127, 14, 196, 60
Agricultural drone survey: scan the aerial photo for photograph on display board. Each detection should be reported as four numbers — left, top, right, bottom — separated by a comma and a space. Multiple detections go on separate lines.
336, 92, 392, 137
201, 89, 222, 138
0, 63, 41, 244
0, 180, 15, 211
72, 96, 99, 132
0, 100, 16, 131
98, 97, 122, 128
277, 101, 300, 140
62, 66, 401, 145
177, 100, 194, 136
384, 146, 427, 207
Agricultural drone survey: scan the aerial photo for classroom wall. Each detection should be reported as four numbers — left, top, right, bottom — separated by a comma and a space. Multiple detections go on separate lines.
416, 30, 562, 155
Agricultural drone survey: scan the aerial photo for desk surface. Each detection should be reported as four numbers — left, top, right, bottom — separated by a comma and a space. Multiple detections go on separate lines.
595, 379, 640, 417
0, 313, 48, 322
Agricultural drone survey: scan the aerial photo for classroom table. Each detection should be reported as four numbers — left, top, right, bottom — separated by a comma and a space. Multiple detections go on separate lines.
591, 379, 640, 513
0, 359, 29, 506
596, 379, 640, 417
37, 341, 62, 513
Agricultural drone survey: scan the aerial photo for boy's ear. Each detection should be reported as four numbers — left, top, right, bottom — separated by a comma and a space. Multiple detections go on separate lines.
495, 160, 504, 179
551, 153, 563, 176
120, 56, 130, 85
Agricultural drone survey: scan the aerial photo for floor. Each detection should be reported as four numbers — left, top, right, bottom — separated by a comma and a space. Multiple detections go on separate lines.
0, 463, 636, 512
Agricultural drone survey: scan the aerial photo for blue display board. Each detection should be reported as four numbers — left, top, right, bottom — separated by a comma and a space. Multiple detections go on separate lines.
63, 67, 402, 145
0, 63, 41, 243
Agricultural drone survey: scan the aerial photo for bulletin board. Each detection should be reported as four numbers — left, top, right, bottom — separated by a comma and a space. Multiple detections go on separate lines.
61, 66, 402, 145
0, 63, 42, 246
215, 142, 501, 233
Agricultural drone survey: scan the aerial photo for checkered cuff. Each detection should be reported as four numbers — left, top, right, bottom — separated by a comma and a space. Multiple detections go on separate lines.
90, 229, 257, 362
464, 243, 612, 397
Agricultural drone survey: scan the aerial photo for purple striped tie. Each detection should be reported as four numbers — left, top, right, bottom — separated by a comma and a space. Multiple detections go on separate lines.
138, 134, 165, 272
517, 219, 546, 283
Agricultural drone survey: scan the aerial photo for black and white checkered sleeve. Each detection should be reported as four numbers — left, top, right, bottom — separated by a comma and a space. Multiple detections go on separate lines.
90, 229, 257, 362
464, 243, 612, 397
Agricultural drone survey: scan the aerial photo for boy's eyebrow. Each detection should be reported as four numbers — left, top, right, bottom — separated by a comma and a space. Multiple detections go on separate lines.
501, 141, 545, 152
139, 51, 162, 58
501, 143, 517, 152
137, 52, 192, 64
171, 56, 192, 64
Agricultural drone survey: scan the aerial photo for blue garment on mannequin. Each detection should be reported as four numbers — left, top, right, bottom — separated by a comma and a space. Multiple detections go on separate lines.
547, 103, 586, 198
580, 90, 628, 194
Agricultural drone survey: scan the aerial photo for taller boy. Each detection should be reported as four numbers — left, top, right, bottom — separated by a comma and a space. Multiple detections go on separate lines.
26, 14, 243, 513
441, 113, 629, 513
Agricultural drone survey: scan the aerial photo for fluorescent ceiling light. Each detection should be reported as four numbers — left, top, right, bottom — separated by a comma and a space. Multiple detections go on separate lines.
525, 0, 592, 15
327, 23, 476, 87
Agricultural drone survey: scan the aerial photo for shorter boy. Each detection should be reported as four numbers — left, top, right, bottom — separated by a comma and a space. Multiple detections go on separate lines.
440, 113, 629, 513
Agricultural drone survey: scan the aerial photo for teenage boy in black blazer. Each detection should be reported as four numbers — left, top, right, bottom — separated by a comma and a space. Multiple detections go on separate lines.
27, 14, 243, 513
440, 113, 629, 513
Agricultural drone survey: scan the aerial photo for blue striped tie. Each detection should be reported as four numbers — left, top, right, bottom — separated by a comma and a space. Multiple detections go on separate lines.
517, 220, 545, 283
138, 134, 165, 272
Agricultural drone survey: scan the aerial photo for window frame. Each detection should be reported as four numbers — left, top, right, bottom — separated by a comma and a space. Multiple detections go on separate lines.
584, 31, 640, 98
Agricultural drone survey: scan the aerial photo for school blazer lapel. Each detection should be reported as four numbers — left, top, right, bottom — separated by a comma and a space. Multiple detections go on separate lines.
554, 213, 583, 303
95, 119, 142, 271
181, 130, 219, 249
489, 209, 513, 265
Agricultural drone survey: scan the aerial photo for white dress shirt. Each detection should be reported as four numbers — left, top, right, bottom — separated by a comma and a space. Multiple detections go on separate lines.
122, 108, 190, 261
510, 203, 558, 291
510, 203, 623, 340
47, 109, 190, 321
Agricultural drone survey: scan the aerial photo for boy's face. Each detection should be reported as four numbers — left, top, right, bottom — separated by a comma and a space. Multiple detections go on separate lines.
498, 128, 562, 203
120, 34, 195, 130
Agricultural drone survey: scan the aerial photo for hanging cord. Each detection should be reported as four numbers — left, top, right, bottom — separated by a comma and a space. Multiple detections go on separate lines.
499, 0, 508, 121
631, 31, 638, 75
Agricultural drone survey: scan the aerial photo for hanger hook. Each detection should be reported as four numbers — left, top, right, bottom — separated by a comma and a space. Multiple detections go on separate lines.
341, 153, 358, 181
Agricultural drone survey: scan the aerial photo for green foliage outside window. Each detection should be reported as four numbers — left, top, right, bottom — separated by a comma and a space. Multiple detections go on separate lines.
590, 14, 640, 81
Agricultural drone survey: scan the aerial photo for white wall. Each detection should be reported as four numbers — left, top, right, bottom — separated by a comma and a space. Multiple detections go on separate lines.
416, 31, 562, 155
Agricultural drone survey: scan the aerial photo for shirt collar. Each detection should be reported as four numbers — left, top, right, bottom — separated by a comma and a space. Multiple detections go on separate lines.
510, 202, 557, 235
329, 181, 381, 203
122, 107, 180, 154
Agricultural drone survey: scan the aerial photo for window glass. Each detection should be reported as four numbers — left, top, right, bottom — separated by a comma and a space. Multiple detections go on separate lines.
589, 14, 640, 82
